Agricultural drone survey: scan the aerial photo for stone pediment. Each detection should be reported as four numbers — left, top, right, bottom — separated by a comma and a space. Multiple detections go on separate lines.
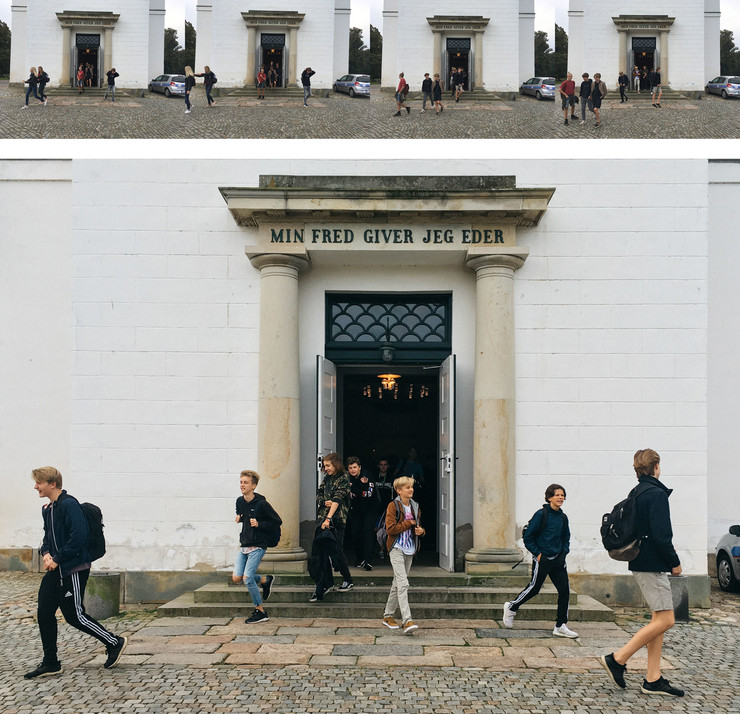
427, 16, 490, 33
612, 15, 675, 31
56, 11, 120, 29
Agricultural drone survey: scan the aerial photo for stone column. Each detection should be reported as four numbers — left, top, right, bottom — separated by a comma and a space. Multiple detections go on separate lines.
432, 31, 442, 78
249, 254, 310, 571
660, 30, 669, 86
618, 29, 627, 74
289, 27, 298, 86
61, 27, 71, 87
246, 25, 256, 85
104, 28, 113, 76
464, 253, 527, 574
474, 31, 483, 91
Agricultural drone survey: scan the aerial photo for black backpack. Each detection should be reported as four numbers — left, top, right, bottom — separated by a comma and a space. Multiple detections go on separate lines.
80, 502, 106, 561
265, 519, 281, 548
600, 483, 652, 561
522, 505, 548, 541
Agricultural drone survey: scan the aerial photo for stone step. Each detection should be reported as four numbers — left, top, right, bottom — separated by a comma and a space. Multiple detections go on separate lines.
159, 591, 614, 622
193, 582, 577, 606
223, 87, 312, 98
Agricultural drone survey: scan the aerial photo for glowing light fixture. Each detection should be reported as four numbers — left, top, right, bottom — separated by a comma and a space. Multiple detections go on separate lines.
377, 373, 401, 391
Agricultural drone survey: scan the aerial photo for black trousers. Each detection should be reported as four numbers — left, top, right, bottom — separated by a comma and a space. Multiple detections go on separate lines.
37, 568, 118, 664
331, 523, 352, 582
351, 509, 378, 566
509, 553, 570, 626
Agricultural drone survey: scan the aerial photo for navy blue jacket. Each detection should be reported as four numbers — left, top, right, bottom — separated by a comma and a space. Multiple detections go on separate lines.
629, 475, 680, 572
236, 493, 282, 549
41, 491, 91, 577
523, 503, 570, 559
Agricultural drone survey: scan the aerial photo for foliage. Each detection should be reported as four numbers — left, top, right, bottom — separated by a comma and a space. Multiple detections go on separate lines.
349, 27, 369, 74
163, 22, 195, 75
534, 30, 552, 77
720, 29, 740, 76
534, 26, 568, 81
369, 25, 382, 82
0, 20, 10, 77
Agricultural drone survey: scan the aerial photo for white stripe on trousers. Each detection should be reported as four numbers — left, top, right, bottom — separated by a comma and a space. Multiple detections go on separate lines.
509, 558, 541, 609
70, 571, 118, 646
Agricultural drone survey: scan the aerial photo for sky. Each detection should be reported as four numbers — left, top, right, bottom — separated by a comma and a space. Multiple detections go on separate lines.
1, 1, 739, 52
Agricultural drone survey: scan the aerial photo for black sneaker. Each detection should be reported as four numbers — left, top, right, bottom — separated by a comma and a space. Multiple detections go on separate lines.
245, 608, 269, 624
362, 562, 373, 571
262, 575, 274, 601
338, 580, 354, 592
309, 591, 321, 602
103, 636, 127, 669
24, 661, 62, 679
599, 653, 627, 689
641, 677, 684, 697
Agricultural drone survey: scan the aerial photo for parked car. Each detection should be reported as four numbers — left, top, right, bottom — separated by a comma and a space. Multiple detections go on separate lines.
705, 76, 740, 99
715, 524, 740, 592
520, 77, 556, 100
149, 74, 186, 98
333, 74, 370, 98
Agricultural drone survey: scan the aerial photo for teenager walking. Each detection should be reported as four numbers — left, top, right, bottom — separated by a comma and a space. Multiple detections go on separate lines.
22, 67, 45, 108
196, 66, 216, 107
37, 66, 49, 104
24, 467, 127, 679
301, 67, 315, 107
104, 68, 119, 102
600, 449, 684, 697
559, 72, 576, 124
503, 484, 578, 638
394, 72, 410, 116
183, 66, 195, 114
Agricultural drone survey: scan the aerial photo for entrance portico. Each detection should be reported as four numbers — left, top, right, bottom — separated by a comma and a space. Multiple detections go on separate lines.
427, 16, 490, 91
241, 11, 305, 88
221, 176, 554, 573
612, 15, 675, 86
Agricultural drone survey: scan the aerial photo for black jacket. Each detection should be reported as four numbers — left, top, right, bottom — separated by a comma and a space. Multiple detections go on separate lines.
185, 75, 196, 92
41, 491, 91, 577
579, 79, 592, 98
629, 475, 680, 572
25, 73, 38, 87
523, 503, 570, 559
421, 77, 433, 93
236, 493, 282, 549
106, 71, 119, 86
301, 70, 315, 87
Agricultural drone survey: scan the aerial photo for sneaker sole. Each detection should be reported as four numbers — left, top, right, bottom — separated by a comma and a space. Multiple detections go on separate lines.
403, 625, 418, 634
24, 667, 63, 679
382, 621, 400, 629
246, 615, 269, 624
104, 636, 127, 669
553, 630, 579, 638
599, 655, 626, 689
640, 685, 683, 697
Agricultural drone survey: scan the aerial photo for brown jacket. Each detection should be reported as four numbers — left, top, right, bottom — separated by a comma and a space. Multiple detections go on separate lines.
385, 498, 425, 553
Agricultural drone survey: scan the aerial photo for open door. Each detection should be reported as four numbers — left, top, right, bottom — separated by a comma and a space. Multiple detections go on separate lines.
438, 354, 456, 571
316, 356, 337, 487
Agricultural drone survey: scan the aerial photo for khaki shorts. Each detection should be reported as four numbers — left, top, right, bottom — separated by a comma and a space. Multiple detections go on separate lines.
633, 571, 673, 612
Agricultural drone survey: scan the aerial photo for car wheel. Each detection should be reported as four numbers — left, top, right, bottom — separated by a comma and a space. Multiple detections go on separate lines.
519, 87, 524, 95
721, 89, 728, 99
535, 90, 542, 101
718, 553, 740, 592
333, 84, 338, 93
148, 84, 153, 93
349, 88, 356, 98
164, 88, 171, 98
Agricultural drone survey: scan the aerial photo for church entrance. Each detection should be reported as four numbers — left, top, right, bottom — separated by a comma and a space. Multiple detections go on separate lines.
631, 37, 657, 84
445, 38, 471, 91
260, 34, 286, 88
75, 34, 101, 88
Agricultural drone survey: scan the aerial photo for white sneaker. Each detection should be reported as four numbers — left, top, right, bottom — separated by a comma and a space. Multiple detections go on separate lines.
21, 105, 28, 109
43, 99, 47, 106
553, 624, 579, 638
502, 601, 516, 628
184, 109, 191, 114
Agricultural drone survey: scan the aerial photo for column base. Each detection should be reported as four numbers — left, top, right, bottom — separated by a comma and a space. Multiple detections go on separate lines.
464, 548, 529, 575
260, 547, 308, 574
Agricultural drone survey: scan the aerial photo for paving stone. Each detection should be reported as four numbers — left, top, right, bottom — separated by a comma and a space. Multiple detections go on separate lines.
206, 622, 280, 635
522, 656, 605, 670
167, 634, 234, 644
308, 655, 359, 666
477, 629, 552, 639
145, 652, 228, 666
503, 646, 557, 659
232, 634, 296, 644
357, 652, 455, 667
135, 625, 210, 637
294, 635, 375, 645
333, 644, 424, 657
375, 635, 468, 646
214, 642, 261, 654
503, 637, 580, 647
277, 626, 337, 635
124, 640, 219, 655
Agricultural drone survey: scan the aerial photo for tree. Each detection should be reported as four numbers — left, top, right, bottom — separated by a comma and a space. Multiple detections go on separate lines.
182, 20, 196, 72
369, 25, 382, 82
349, 27, 369, 74
534, 30, 552, 77
720, 29, 740, 75
551, 24, 568, 80
163, 27, 182, 74
0, 20, 10, 77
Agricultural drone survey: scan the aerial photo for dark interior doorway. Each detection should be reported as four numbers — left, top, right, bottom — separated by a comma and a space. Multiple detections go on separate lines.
78, 47, 99, 87
446, 51, 470, 91
634, 50, 655, 74
262, 47, 284, 88
341, 369, 439, 564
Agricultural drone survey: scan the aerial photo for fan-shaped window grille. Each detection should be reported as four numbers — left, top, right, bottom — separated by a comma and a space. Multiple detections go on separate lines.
326, 293, 451, 364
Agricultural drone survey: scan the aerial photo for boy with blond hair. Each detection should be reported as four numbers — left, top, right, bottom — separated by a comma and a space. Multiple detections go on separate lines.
381, 476, 425, 634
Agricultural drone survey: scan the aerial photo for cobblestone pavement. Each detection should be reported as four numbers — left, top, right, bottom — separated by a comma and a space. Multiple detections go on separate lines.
1, 85, 739, 139
2, 572, 739, 713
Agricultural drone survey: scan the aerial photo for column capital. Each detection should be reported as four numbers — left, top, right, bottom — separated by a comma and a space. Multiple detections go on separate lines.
465, 252, 528, 274
249, 253, 310, 274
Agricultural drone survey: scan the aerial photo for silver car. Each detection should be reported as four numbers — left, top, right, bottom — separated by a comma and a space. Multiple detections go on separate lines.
705, 76, 740, 99
149, 74, 186, 98
333, 74, 370, 98
715, 524, 740, 592
520, 77, 557, 100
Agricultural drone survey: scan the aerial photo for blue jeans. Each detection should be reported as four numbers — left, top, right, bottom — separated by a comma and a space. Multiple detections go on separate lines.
303, 86, 311, 104
234, 548, 266, 607
185, 91, 191, 110
105, 84, 115, 100
25, 85, 40, 105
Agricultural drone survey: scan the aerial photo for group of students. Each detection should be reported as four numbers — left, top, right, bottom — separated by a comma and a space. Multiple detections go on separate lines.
22, 67, 50, 108
557, 71, 608, 127
25, 447, 685, 697
395, 72, 446, 116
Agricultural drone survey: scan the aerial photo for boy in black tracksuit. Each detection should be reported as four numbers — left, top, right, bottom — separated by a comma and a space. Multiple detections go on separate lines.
25, 467, 126, 680
503, 483, 578, 638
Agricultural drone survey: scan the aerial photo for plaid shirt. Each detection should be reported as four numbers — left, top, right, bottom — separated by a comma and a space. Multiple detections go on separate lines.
316, 470, 351, 525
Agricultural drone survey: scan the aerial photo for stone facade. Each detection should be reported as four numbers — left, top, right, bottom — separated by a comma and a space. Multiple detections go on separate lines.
568, 0, 720, 90
381, 0, 534, 92
195, 1, 350, 89
9, 0, 165, 89
2, 158, 738, 605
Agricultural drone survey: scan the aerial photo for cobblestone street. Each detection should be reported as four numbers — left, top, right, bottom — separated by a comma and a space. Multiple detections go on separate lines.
2, 572, 738, 713
2, 84, 739, 139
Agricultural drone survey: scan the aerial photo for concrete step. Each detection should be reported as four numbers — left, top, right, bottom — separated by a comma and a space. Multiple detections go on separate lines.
159, 590, 613, 622
193, 582, 577, 606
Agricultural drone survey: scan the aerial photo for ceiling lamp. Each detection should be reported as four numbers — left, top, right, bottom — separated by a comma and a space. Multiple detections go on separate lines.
377, 373, 401, 391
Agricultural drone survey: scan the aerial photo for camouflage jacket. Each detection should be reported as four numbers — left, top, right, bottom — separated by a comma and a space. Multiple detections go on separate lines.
316, 470, 351, 526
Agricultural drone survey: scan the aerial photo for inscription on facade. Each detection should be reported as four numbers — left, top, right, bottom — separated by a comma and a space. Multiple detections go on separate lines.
268, 226, 508, 246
